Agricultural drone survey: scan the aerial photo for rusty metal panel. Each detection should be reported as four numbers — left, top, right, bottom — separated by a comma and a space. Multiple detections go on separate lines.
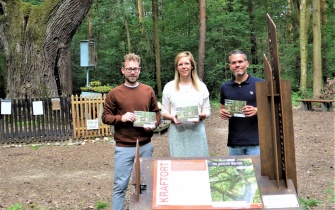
256, 82, 277, 179
280, 80, 298, 191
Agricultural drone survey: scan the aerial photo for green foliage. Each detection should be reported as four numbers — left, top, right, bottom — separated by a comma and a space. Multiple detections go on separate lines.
96, 201, 109, 209
299, 197, 321, 210
210, 99, 221, 111
22, 0, 43, 5
291, 89, 315, 106
31, 144, 41, 150
0, 0, 333, 98
80, 81, 115, 94
325, 182, 335, 203
8, 203, 23, 210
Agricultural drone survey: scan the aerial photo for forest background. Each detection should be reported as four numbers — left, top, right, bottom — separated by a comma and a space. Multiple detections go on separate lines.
0, 0, 334, 102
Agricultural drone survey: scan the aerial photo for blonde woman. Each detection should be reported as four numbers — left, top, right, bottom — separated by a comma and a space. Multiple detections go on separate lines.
162, 51, 211, 157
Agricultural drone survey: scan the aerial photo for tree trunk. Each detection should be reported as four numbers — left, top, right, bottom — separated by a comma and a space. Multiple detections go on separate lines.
248, 0, 258, 71
138, 0, 144, 33
299, 0, 309, 92
0, 0, 93, 98
152, 0, 162, 97
198, 0, 206, 81
121, 0, 131, 53
312, 0, 322, 97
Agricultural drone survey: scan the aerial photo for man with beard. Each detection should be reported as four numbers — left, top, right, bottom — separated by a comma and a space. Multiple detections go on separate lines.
219, 49, 264, 156
102, 53, 161, 210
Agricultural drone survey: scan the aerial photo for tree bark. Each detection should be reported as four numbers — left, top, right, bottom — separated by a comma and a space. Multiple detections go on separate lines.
121, 0, 131, 53
299, 0, 309, 92
248, 0, 258, 70
198, 0, 206, 81
152, 0, 162, 97
0, 0, 93, 98
138, 0, 144, 33
312, 0, 322, 97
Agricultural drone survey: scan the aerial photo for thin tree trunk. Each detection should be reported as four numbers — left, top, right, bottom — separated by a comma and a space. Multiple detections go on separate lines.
287, 0, 294, 42
248, 0, 258, 71
299, 0, 308, 92
138, 0, 144, 33
121, 0, 131, 53
198, 0, 206, 80
312, 0, 322, 97
152, 0, 162, 97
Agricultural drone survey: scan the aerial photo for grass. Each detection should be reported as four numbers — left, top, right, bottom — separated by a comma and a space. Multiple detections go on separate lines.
31, 144, 41, 150
299, 197, 321, 209
6, 201, 110, 210
96, 201, 109, 209
8, 204, 22, 210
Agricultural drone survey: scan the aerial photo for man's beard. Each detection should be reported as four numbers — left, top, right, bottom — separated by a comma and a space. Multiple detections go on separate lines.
234, 69, 246, 77
125, 77, 138, 84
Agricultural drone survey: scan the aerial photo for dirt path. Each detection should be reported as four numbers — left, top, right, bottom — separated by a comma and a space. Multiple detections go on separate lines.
0, 108, 334, 209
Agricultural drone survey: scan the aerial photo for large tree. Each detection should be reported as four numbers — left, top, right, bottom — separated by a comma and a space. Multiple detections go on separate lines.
0, 0, 93, 98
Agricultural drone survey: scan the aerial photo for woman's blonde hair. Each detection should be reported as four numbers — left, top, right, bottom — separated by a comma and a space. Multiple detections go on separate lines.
174, 51, 200, 91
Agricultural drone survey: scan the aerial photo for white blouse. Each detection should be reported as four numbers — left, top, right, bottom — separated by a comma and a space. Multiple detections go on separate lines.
162, 80, 211, 118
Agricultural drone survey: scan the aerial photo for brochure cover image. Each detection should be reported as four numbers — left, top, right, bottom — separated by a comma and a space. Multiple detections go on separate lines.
133, 111, 156, 128
224, 99, 247, 117
176, 105, 199, 123
207, 158, 263, 208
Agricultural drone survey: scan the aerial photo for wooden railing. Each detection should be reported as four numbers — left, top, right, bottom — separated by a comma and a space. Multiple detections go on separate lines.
71, 94, 113, 139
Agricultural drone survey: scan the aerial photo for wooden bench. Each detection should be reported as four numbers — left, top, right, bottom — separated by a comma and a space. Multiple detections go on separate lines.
296, 99, 334, 112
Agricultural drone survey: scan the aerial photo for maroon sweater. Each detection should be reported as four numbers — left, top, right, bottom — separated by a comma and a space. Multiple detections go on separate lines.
102, 83, 160, 147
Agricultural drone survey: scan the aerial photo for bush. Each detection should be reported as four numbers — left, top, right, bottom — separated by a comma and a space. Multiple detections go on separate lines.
80, 81, 115, 93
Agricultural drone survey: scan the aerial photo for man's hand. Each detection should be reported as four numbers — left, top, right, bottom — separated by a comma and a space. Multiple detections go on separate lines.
242, 105, 257, 117
220, 108, 232, 120
122, 112, 136, 122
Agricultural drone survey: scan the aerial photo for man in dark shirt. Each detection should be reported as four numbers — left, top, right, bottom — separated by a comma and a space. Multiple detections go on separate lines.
102, 53, 160, 210
219, 49, 264, 156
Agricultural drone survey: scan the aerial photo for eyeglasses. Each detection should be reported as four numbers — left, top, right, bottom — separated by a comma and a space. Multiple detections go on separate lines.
124, 67, 141, 73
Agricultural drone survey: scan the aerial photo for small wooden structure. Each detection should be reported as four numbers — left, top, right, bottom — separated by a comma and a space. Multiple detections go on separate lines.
71, 94, 112, 139
296, 99, 334, 112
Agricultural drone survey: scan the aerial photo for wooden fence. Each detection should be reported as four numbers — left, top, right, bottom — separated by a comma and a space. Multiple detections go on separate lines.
0, 97, 72, 144
71, 94, 112, 139
0, 94, 113, 144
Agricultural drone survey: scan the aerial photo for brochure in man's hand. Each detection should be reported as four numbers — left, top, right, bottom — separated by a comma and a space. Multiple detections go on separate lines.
176, 105, 199, 123
225, 99, 246, 117
133, 111, 156, 128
